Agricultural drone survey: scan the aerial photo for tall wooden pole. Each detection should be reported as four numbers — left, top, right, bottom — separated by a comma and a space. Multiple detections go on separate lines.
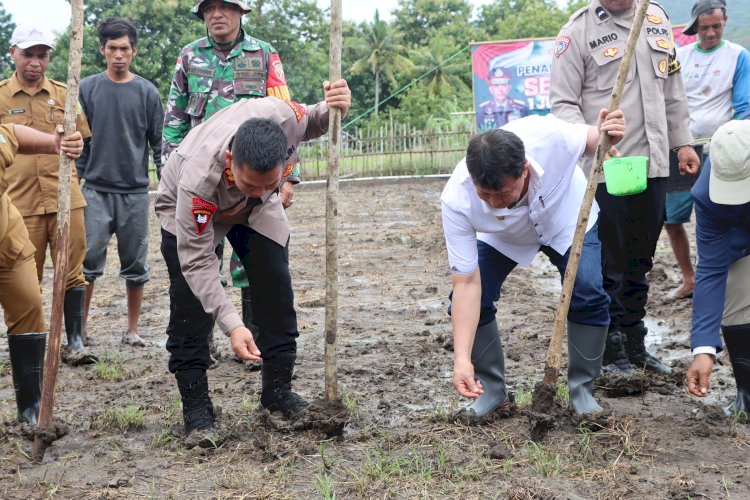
324, 0, 343, 401
542, 0, 651, 386
33, 0, 85, 463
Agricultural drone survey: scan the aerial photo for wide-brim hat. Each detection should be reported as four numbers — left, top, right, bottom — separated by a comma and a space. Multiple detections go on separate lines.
683, 0, 726, 36
708, 119, 750, 205
191, 0, 251, 20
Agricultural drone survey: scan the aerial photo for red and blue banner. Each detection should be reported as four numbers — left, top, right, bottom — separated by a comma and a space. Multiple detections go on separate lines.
471, 27, 696, 131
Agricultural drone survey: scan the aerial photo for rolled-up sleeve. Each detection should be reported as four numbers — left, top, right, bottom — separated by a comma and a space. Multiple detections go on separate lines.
442, 201, 479, 275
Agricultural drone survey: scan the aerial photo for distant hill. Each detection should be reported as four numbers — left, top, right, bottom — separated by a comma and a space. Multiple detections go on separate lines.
658, 0, 750, 48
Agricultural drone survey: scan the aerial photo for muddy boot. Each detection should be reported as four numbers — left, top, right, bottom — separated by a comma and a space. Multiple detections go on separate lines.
62, 287, 98, 365
602, 329, 634, 374
722, 324, 750, 418
8, 333, 46, 424
622, 326, 672, 374
260, 353, 309, 418
176, 369, 215, 448
455, 319, 509, 420
567, 322, 606, 414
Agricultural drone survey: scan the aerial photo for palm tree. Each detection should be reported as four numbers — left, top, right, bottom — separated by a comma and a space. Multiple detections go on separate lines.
349, 10, 413, 115
409, 38, 469, 97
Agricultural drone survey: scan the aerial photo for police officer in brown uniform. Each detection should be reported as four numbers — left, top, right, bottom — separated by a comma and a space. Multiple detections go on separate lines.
0, 122, 83, 423
0, 24, 94, 363
550, 1, 701, 374
155, 80, 350, 446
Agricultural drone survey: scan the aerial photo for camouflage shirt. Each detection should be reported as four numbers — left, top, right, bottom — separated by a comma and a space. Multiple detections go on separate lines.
162, 30, 300, 180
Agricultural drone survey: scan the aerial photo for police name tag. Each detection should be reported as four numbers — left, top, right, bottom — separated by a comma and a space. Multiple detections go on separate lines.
7, 108, 26, 115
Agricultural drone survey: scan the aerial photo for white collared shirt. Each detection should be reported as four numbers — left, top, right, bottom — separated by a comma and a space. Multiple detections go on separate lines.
441, 114, 597, 274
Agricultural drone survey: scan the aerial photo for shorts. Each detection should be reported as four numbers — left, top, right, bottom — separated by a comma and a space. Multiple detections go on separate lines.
665, 191, 693, 225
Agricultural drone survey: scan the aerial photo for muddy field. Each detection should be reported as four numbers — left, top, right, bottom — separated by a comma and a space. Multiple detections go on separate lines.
0, 178, 748, 499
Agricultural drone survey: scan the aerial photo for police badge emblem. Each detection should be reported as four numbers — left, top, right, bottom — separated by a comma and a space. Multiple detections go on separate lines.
554, 36, 571, 59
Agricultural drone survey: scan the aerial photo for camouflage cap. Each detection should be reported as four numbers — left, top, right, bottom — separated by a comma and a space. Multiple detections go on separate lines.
191, 0, 252, 20
488, 66, 511, 85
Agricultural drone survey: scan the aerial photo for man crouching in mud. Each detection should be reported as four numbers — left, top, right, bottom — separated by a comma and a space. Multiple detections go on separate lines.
441, 108, 625, 419
155, 80, 351, 447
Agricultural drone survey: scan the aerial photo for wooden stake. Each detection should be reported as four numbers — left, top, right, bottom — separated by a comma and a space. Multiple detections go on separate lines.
33, 0, 85, 463
324, 0, 343, 401
542, 0, 651, 386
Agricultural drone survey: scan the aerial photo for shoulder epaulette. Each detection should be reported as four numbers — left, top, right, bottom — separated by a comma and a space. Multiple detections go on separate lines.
562, 5, 589, 29
0, 79, 10, 88
49, 79, 68, 89
649, 1, 670, 20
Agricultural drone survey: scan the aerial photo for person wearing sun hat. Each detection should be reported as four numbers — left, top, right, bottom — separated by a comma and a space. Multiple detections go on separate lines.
686, 118, 750, 419
0, 23, 95, 365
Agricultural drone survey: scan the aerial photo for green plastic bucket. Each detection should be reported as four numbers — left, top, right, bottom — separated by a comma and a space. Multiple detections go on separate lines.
603, 156, 648, 196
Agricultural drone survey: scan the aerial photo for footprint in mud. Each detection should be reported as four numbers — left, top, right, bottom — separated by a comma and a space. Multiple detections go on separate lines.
255, 398, 350, 439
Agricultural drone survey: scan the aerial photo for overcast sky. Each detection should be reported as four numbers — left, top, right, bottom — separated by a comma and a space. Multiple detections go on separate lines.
3, 0, 519, 34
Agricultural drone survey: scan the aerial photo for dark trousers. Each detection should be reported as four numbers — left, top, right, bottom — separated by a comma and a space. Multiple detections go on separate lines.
160, 226, 298, 373
595, 178, 666, 333
474, 222, 610, 328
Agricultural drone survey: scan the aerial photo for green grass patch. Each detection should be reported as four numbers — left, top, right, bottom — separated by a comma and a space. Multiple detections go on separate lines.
0, 361, 8, 377
94, 403, 146, 431
94, 352, 135, 382
522, 441, 562, 477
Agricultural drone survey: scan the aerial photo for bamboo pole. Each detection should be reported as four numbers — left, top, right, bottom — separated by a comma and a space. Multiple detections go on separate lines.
324, 0, 343, 401
541, 0, 651, 387
34, 0, 85, 463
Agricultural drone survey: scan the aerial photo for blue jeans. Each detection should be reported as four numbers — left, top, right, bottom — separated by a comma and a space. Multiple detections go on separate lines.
454, 222, 610, 328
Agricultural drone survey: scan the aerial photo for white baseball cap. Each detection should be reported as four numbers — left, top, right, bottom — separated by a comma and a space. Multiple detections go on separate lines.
10, 24, 55, 50
708, 119, 750, 205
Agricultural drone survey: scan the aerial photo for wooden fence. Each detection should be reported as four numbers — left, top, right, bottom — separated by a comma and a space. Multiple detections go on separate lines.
297, 123, 473, 180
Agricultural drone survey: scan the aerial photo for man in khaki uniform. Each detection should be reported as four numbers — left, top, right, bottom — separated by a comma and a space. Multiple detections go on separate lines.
550, 0, 700, 374
0, 24, 94, 363
154, 80, 350, 447
0, 122, 83, 424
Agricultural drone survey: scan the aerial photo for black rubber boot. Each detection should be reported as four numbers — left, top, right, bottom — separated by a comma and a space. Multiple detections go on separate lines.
722, 324, 750, 418
567, 322, 606, 414
8, 333, 46, 424
176, 369, 215, 438
602, 329, 635, 374
455, 319, 509, 420
62, 286, 98, 365
260, 353, 309, 418
622, 326, 672, 374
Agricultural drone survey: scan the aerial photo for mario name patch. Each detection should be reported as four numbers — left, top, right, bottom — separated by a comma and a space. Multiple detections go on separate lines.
554, 36, 571, 58
224, 167, 235, 185
192, 197, 217, 236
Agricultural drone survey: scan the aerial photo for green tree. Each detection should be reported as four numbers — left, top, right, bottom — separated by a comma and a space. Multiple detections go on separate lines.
409, 38, 469, 96
348, 10, 413, 116
478, 0, 586, 40
393, 0, 474, 47
0, 3, 16, 78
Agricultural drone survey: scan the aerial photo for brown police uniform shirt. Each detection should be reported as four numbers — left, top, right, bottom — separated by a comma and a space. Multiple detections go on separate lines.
155, 96, 329, 334
0, 124, 35, 266
550, 0, 693, 179
0, 74, 91, 216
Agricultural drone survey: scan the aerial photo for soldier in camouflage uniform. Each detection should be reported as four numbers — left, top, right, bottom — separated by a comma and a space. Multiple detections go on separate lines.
163, 0, 299, 339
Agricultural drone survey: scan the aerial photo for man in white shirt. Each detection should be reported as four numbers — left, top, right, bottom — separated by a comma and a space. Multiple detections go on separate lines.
442, 109, 625, 417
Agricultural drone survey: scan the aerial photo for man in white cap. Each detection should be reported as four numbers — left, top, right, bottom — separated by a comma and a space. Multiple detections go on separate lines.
663, 0, 750, 301
686, 118, 750, 418
0, 24, 95, 364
